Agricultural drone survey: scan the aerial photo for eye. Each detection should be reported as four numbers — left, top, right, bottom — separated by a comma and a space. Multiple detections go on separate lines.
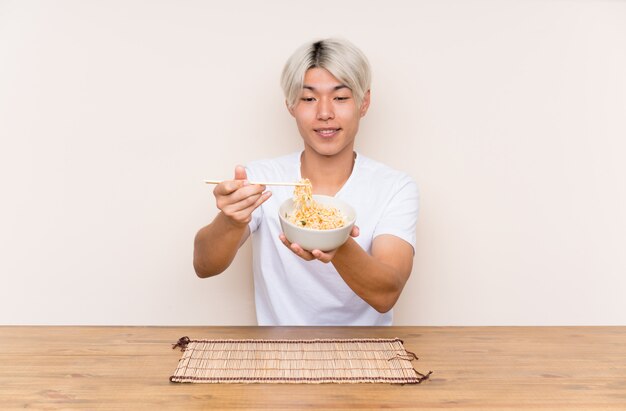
301, 97, 316, 102
334, 96, 350, 101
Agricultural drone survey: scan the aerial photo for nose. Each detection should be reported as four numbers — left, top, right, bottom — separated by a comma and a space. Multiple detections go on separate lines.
316, 98, 334, 121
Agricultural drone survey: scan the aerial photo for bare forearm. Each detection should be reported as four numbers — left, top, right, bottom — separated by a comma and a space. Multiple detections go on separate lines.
193, 212, 249, 278
331, 239, 407, 313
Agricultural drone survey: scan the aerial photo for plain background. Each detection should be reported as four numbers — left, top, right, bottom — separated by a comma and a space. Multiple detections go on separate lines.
1, 0, 625, 325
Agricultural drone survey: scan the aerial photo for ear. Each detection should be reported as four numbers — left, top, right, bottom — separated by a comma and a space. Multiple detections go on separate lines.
286, 100, 295, 117
359, 90, 371, 118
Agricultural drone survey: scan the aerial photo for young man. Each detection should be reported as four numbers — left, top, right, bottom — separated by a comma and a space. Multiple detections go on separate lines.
193, 38, 419, 325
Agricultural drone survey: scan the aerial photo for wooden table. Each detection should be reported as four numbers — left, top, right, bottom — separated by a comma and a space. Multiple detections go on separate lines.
1, 326, 624, 410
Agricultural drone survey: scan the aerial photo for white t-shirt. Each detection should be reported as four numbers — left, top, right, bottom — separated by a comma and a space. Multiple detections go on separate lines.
246, 151, 419, 326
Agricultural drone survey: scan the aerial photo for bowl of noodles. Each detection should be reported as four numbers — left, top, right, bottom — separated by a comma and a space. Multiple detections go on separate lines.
278, 180, 356, 252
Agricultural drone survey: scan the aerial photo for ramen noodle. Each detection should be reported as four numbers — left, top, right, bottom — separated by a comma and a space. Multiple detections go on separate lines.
288, 179, 345, 230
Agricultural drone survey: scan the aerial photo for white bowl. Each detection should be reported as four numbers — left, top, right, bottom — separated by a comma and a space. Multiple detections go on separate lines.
278, 195, 357, 252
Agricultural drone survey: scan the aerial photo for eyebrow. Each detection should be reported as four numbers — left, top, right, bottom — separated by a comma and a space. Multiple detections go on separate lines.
303, 84, 350, 91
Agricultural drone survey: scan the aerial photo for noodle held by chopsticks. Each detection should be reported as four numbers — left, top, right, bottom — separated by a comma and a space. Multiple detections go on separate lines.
288, 179, 345, 230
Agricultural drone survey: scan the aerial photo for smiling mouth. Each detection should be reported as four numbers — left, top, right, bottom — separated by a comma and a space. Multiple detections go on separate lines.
315, 128, 341, 138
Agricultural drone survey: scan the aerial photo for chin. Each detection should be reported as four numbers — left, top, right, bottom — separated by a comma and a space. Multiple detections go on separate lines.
314, 146, 350, 158
304, 136, 353, 157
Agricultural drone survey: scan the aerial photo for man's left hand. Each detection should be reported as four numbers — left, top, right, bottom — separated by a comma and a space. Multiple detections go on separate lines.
279, 226, 360, 263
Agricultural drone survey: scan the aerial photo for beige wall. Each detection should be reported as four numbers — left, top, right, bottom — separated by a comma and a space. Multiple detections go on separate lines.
1, 0, 625, 325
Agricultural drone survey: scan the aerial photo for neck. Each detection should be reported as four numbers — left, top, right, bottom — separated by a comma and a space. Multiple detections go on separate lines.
300, 148, 356, 196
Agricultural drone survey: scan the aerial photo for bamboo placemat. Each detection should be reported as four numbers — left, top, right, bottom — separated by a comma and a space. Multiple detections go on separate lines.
170, 337, 431, 384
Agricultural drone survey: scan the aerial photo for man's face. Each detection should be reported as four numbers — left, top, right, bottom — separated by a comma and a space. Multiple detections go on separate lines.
288, 68, 370, 158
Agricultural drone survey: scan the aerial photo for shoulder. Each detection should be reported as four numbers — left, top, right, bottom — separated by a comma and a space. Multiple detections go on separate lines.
246, 152, 300, 179
355, 153, 417, 192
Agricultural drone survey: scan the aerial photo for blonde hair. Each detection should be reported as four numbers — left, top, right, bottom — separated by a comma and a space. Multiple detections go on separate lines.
280, 38, 371, 109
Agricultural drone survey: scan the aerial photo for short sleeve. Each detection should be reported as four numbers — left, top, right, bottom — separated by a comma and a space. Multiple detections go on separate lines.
372, 177, 419, 251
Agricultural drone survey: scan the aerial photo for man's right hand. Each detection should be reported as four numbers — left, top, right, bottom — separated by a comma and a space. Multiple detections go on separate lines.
213, 165, 271, 227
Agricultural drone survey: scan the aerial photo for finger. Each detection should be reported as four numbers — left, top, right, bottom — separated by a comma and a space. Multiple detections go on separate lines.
216, 182, 265, 205
278, 234, 300, 254
226, 190, 270, 218
350, 225, 360, 238
255, 190, 272, 206
290, 242, 315, 261
228, 190, 272, 214
279, 233, 291, 247
214, 179, 247, 196
279, 235, 315, 261
216, 165, 250, 195
311, 249, 333, 263
234, 165, 247, 181
223, 191, 263, 213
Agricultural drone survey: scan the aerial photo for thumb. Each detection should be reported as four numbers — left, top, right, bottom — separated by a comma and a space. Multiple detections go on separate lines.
350, 225, 360, 238
234, 165, 247, 181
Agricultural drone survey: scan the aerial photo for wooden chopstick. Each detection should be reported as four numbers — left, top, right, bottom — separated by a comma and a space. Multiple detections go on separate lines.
204, 180, 307, 187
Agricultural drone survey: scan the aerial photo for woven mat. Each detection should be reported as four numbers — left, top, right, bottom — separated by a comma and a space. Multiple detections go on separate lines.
170, 336, 431, 384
